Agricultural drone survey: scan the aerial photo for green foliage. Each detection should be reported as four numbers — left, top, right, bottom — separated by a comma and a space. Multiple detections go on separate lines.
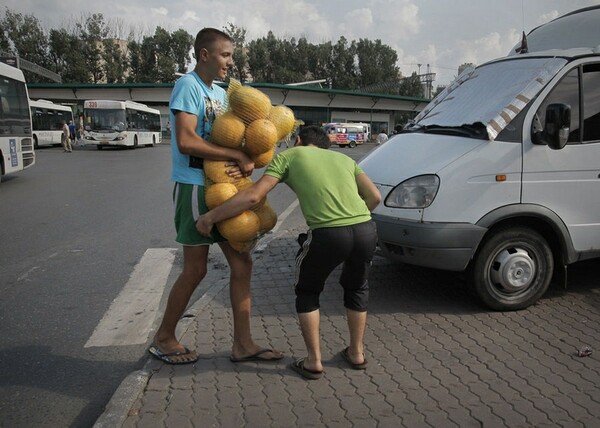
398, 72, 424, 97
171, 29, 194, 74
223, 23, 248, 83
0, 6, 430, 92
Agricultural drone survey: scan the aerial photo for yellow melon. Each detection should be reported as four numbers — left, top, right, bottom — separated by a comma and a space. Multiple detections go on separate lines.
229, 239, 258, 253
211, 112, 245, 149
244, 119, 278, 155
203, 160, 237, 183
253, 147, 275, 169
234, 176, 265, 208
226, 78, 242, 99
268, 105, 296, 140
254, 202, 278, 233
205, 182, 238, 210
217, 210, 261, 242
229, 86, 272, 124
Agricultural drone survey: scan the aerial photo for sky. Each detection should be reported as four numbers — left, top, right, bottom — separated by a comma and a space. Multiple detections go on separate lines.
4, 0, 600, 87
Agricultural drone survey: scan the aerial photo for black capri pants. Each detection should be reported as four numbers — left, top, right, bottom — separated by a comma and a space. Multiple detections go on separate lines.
294, 220, 377, 313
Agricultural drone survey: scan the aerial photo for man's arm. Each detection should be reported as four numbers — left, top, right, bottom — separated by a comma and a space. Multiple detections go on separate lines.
356, 172, 382, 211
196, 174, 280, 236
175, 111, 254, 175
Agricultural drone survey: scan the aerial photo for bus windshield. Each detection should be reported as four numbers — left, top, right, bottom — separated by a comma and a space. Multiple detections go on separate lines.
85, 108, 127, 132
0, 74, 31, 136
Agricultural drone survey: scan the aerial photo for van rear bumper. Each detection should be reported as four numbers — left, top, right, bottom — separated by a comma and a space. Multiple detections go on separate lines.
372, 214, 487, 271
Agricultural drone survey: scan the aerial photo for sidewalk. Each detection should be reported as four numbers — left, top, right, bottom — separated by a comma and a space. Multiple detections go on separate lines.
97, 227, 600, 428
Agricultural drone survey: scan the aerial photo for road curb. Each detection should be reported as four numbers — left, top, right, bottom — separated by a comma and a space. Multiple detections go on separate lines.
92, 369, 151, 428
92, 235, 280, 427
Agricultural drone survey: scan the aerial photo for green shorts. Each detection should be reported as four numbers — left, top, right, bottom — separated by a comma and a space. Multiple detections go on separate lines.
173, 182, 225, 246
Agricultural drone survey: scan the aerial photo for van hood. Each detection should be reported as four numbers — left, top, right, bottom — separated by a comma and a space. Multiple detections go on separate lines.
359, 133, 485, 186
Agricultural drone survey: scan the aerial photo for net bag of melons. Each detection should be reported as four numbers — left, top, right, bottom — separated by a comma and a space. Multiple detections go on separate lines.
203, 78, 296, 252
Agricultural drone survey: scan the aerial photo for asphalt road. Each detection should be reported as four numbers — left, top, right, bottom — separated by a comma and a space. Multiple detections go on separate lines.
0, 140, 372, 427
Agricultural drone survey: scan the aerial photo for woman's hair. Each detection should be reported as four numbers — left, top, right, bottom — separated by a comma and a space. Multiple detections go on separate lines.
194, 28, 234, 59
298, 125, 331, 149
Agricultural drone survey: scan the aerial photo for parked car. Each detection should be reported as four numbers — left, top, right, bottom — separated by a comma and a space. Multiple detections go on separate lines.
359, 6, 600, 310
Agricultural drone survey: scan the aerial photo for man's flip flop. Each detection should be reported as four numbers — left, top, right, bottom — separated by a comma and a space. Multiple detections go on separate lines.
340, 347, 368, 370
230, 348, 284, 363
289, 358, 323, 380
148, 345, 199, 365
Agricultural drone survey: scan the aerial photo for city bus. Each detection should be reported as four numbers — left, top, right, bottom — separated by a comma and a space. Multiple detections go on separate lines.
30, 99, 74, 148
0, 61, 34, 183
323, 122, 367, 148
83, 99, 162, 150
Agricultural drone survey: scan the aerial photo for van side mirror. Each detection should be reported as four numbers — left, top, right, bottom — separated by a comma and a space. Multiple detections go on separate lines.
532, 103, 571, 150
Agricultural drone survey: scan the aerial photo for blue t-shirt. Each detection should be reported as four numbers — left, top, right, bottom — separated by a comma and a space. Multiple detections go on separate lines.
169, 71, 227, 185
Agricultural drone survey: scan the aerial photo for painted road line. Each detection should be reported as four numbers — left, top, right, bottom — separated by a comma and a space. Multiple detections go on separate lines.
85, 248, 177, 348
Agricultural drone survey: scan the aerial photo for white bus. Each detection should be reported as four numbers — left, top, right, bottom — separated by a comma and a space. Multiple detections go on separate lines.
83, 99, 162, 150
0, 61, 34, 183
30, 99, 74, 148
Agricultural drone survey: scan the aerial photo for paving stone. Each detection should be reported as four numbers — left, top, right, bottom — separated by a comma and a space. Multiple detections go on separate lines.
118, 226, 600, 428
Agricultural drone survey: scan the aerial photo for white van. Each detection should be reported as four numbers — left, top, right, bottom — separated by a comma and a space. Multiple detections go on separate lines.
359, 6, 600, 311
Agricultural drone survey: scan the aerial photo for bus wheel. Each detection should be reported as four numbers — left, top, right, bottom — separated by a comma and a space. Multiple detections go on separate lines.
470, 226, 553, 311
147, 135, 156, 148
349, 141, 357, 148
34, 135, 39, 149
97, 145, 103, 150
133, 136, 138, 148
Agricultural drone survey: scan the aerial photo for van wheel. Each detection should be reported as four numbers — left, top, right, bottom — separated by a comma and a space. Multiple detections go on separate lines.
470, 226, 553, 311
349, 141, 356, 148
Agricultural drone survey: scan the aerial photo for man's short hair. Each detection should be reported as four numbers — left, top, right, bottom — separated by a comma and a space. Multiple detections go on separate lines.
194, 28, 234, 60
298, 125, 331, 149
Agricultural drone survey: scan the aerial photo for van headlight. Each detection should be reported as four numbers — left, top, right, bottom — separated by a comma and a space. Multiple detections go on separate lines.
385, 175, 440, 208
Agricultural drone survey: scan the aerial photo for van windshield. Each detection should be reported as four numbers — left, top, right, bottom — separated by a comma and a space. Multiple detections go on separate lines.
409, 57, 567, 140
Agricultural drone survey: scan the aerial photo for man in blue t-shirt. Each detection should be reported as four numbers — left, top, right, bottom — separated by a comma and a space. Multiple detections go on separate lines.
149, 28, 283, 365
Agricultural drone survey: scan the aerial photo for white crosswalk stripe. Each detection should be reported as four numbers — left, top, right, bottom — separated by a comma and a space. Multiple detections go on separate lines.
85, 248, 177, 347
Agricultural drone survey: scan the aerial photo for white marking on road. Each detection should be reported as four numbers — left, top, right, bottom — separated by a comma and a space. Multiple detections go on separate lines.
85, 248, 177, 347
255, 199, 299, 252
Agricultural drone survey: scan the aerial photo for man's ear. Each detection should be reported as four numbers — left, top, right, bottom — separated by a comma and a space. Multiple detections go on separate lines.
199, 47, 209, 62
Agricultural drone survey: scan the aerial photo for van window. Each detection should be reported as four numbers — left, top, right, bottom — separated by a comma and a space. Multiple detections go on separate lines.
582, 63, 600, 142
535, 63, 600, 144
535, 68, 580, 143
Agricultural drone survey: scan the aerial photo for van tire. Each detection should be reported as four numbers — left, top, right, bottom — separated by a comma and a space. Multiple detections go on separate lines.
470, 226, 553, 311
349, 141, 356, 148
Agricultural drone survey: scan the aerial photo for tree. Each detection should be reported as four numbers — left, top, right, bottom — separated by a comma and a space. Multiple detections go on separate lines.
247, 36, 271, 82
102, 38, 127, 83
154, 27, 177, 82
76, 13, 109, 83
329, 36, 357, 90
1, 8, 51, 82
356, 39, 400, 94
126, 39, 142, 83
398, 72, 424, 98
223, 23, 248, 83
48, 28, 87, 83
171, 28, 193, 74
137, 34, 159, 82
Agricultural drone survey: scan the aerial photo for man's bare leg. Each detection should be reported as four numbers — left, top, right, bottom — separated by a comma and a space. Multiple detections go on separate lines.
297, 309, 323, 372
345, 309, 367, 364
153, 245, 208, 356
220, 242, 283, 360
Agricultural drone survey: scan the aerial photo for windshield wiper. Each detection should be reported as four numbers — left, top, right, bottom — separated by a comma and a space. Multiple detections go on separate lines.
413, 123, 488, 140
